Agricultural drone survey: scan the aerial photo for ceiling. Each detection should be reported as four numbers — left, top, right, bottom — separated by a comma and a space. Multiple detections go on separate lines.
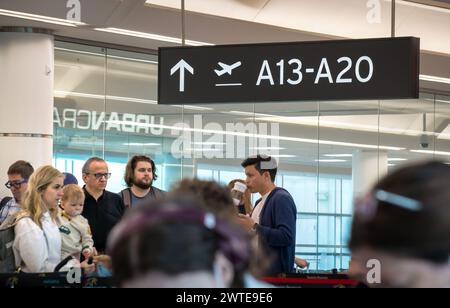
1, 0, 449, 94
144, 0, 450, 54
2, 0, 450, 170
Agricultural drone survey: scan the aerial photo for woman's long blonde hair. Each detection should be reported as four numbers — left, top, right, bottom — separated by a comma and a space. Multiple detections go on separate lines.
21, 165, 63, 229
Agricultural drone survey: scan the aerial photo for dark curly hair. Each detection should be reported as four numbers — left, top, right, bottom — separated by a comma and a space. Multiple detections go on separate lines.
170, 178, 238, 220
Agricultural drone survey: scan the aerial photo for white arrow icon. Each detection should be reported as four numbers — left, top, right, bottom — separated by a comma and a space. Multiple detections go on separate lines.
170, 59, 194, 92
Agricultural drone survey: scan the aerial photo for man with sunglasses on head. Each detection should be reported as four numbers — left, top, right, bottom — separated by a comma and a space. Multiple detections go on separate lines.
239, 154, 297, 275
0, 160, 34, 224
81, 157, 125, 253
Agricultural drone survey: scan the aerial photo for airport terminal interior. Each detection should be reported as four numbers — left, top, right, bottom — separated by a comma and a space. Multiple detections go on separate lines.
1, 0, 450, 286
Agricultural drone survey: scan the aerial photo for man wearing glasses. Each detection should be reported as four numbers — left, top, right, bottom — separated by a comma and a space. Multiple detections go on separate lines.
81, 157, 125, 253
0, 160, 34, 224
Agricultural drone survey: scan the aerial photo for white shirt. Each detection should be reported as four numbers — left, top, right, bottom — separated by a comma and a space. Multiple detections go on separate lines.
251, 191, 271, 224
13, 212, 63, 273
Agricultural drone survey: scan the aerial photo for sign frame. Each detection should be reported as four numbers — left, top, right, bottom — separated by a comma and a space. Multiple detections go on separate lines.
158, 37, 420, 104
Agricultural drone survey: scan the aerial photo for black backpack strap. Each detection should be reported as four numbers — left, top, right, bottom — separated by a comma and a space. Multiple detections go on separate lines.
54, 255, 74, 272
0, 197, 13, 210
152, 187, 165, 200
1, 211, 30, 230
121, 188, 132, 208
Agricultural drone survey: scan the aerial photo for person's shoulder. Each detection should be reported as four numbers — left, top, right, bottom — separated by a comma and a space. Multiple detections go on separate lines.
104, 190, 125, 208
118, 187, 129, 195
5, 198, 15, 206
1, 210, 25, 229
14, 213, 37, 232
15, 210, 31, 221
104, 190, 124, 201
69, 215, 90, 230
272, 188, 293, 199
152, 187, 166, 195
270, 188, 296, 207
73, 214, 89, 225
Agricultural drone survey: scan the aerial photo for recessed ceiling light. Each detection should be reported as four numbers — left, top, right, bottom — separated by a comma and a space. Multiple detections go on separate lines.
171, 105, 214, 111
0, 9, 86, 27
411, 150, 450, 156
54, 90, 157, 105
192, 142, 225, 146
106, 119, 406, 151
420, 74, 450, 85
324, 154, 353, 158
250, 147, 286, 151
123, 143, 160, 146
163, 163, 195, 168
387, 158, 408, 162
183, 148, 223, 152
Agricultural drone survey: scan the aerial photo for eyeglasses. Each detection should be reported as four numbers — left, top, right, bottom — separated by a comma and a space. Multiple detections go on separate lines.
86, 173, 111, 180
5, 179, 28, 189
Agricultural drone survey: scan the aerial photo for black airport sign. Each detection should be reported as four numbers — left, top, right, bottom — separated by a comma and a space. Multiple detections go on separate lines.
158, 37, 419, 104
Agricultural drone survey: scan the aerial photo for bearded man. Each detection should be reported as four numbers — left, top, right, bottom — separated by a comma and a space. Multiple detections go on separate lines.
120, 155, 165, 208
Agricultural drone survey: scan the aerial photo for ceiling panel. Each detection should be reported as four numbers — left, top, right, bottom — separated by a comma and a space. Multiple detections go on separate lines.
144, 0, 450, 55
145, 0, 269, 20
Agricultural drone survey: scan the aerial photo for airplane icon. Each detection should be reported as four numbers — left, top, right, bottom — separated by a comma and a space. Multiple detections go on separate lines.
214, 61, 242, 76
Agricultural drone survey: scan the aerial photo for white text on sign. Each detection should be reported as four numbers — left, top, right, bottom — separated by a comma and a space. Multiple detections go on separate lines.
256, 56, 374, 86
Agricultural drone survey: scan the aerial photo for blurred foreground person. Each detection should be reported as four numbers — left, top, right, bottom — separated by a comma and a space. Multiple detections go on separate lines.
349, 161, 450, 288
171, 179, 271, 286
108, 198, 251, 288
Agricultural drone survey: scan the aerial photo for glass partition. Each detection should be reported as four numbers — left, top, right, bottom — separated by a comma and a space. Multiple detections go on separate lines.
53, 40, 450, 271
53, 42, 107, 181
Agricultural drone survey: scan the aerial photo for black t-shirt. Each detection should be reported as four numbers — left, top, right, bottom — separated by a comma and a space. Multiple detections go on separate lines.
82, 187, 125, 253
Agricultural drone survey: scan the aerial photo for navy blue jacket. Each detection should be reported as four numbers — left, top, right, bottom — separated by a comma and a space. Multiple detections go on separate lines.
255, 187, 297, 274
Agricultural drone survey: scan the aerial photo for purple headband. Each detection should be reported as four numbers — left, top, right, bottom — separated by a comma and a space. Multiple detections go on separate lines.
107, 206, 250, 270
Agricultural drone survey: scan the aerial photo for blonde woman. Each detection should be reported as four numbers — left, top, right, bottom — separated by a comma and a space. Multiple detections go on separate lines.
13, 166, 94, 273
